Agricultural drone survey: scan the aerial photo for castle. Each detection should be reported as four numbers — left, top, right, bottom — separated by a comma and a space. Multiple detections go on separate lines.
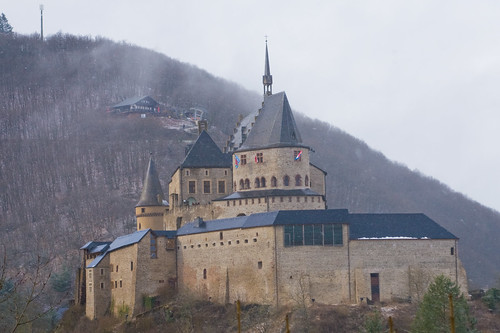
78, 43, 467, 319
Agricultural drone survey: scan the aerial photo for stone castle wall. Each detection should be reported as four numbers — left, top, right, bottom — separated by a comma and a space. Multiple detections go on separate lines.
109, 244, 138, 317
233, 147, 311, 191
177, 226, 277, 305
85, 256, 110, 319
136, 205, 166, 231
348, 239, 467, 303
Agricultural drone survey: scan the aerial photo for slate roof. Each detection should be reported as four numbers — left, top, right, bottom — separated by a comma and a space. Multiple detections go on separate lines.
80, 241, 111, 252
112, 96, 158, 108
181, 131, 232, 168
348, 214, 458, 240
213, 188, 321, 201
86, 229, 150, 268
239, 92, 306, 151
177, 209, 349, 236
137, 156, 165, 207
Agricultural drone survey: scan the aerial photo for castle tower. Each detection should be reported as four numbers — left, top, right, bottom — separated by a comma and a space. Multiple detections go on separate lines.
263, 40, 273, 96
135, 155, 167, 230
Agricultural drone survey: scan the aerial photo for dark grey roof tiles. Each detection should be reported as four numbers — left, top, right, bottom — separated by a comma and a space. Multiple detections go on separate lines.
348, 213, 457, 240
113, 96, 158, 108
213, 188, 321, 201
181, 130, 232, 168
137, 157, 165, 207
177, 209, 348, 236
239, 92, 306, 151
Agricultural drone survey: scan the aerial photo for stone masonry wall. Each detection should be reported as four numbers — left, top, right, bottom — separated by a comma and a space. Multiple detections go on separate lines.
109, 244, 138, 317
274, 224, 350, 306
309, 164, 326, 196
233, 147, 311, 191
349, 239, 468, 303
134, 233, 177, 314
135, 205, 166, 231
177, 226, 277, 305
85, 256, 110, 319
170, 167, 232, 206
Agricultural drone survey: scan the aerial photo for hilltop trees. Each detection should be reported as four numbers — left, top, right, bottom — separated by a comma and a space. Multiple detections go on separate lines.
0, 13, 13, 33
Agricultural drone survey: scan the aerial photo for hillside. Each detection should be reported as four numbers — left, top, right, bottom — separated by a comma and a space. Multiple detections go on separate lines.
0, 33, 499, 289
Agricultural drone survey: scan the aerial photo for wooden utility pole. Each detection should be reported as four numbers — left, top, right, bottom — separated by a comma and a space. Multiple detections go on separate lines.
388, 316, 394, 333
236, 300, 241, 333
449, 294, 456, 333
285, 314, 290, 333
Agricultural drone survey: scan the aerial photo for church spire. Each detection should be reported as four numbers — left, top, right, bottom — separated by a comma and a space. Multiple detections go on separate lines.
263, 39, 273, 96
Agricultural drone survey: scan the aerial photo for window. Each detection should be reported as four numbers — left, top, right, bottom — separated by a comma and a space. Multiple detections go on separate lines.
245, 179, 250, 189
451, 247, 455, 255
220, 232, 223, 240
203, 269, 207, 279
283, 175, 290, 186
241, 155, 247, 165
100, 268, 104, 276
218, 180, 225, 193
258, 261, 263, 269
205, 170, 209, 176
305, 175, 309, 187
256, 152, 263, 163
271, 176, 277, 187
150, 234, 157, 259
100, 282, 104, 289
131, 261, 134, 271
261, 177, 266, 187
110, 264, 113, 272
224, 170, 228, 176
284, 224, 343, 247
254, 178, 260, 188
116, 265, 118, 272
115, 281, 117, 288
295, 175, 302, 186
141, 207, 145, 213
189, 181, 196, 194
294, 150, 302, 161
203, 180, 211, 194
185, 169, 190, 176
89, 271, 92, 279
239, 179, 244, 190
120, 280, 122, 288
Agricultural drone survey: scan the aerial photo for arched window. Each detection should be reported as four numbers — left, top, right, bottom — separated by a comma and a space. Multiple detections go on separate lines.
295, 175, 302, 186
254, 177, 260, 188
239, 179, 244, 190
305, 175, 309, 187
261, 177, 266, 187
271, 176, 277, 187
244, 178, 250, 189
283, 175, 290, 186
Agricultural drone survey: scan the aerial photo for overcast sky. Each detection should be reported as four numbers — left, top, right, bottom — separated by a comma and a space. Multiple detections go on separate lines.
4, 1, 500, 212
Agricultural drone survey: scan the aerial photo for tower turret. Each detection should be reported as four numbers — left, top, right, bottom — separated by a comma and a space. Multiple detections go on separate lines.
263, 40, 273, 96
135, 155, 168, 230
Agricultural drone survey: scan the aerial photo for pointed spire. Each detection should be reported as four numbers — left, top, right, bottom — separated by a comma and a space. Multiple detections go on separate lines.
263, 39, 273, 96
136, 154, 165, 207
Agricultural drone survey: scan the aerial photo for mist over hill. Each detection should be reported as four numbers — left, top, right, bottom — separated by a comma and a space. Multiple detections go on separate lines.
0, 33, 498, 288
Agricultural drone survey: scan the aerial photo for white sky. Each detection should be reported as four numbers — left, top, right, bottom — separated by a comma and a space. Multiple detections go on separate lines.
4, 1, 500, 212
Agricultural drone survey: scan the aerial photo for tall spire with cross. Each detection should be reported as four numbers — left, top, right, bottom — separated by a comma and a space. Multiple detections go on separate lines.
263, 38, 273, 96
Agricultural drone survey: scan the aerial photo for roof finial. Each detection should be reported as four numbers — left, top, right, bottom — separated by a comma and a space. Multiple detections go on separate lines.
263, 37, 273, 97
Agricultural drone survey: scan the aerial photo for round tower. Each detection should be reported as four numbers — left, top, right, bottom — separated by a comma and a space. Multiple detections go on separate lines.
135, 155, 168, 230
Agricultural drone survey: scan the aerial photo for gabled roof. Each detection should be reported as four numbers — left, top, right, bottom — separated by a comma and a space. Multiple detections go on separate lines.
181, 130, 232, 168
349, 214, 458, 240
137, 156, 165, 207
177, 209, 349, 236
239, 92, 305, 151
213, 188, 321, 201
112, 96, 158, 108
86, 229, 150, 268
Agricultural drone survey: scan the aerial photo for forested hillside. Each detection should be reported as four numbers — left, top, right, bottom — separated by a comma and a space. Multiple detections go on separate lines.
0, 33, 498, 289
